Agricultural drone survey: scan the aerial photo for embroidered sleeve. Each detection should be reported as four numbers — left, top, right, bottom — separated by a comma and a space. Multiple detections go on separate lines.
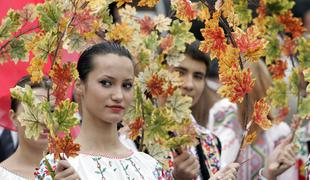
153, 162, 174, 180
34, 154, 57, 180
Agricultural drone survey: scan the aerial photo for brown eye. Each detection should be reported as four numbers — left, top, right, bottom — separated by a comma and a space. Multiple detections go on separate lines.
123, 82, 133, 90
99, 80, 112, 87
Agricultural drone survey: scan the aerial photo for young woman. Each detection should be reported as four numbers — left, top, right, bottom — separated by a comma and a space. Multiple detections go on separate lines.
0, 76, 76, 179
37, 42, 171, 179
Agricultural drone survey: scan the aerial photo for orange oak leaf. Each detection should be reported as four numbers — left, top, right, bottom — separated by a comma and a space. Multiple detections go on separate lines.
27, 58, 45, 83
252, 99, 272, 130
49, 62, 78, 105
115, 0, 133, 7
128, 117, 144, 139
48, 135, 80, 160
160, 35, 174, 54
70, 10, 97, 35
138, 16, 156, 35
242, 132, 257, 148
138, 0, 160, 7
279, 11, 305, 38
268, 60, 287, 80
218, 65, 254, 103
174, 0, 197, 22
200, 24, 227, 60
234, 27, 266, 62
106, 23, 134, 45
147, 74, 165, 97
282, 37, 297, 56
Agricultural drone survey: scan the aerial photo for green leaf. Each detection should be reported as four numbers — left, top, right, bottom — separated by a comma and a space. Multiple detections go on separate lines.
165, 90, 192, 123
289, 68, 299, 96
266, 0, 295, 15
297, 37, 310, 69
0, 9, 21, 41
53, 99, 79, 133
9, 38, 27, 63
298, 97, 310, 119
36, 2, 62, 31
265, 35, 281, 65
234, 0, 252, 29
64, 31, 87, 53
170, 20, 195, 51
145, 108, 174, 141
144, 31, 159, 52
266, 79, 288, 108
33, 31, 58, 60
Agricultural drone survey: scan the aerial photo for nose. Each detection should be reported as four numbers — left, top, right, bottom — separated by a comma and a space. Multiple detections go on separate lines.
182, 75, 194, 92
111, 87, 123, 102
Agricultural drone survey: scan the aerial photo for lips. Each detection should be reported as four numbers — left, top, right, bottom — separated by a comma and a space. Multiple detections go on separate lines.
39, 129, 50, 139
107, 105, 124, 113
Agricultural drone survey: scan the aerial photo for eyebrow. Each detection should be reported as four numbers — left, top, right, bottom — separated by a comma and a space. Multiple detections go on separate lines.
101, 75, 134, 81
194, 72, 206, 77
174, 67, 188, 72
175, 67, 206, 76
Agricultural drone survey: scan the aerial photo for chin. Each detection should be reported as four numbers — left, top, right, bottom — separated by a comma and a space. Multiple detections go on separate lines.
103, 115, 123, 124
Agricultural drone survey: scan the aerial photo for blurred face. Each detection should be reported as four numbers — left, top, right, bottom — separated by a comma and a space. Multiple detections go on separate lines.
172, 55, 206, 106
12, 88, 53, 149
305, 10, 310, 32
78, 53, 134, 124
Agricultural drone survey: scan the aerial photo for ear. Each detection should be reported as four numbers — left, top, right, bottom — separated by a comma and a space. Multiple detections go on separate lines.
9, 109, 18, 127
74, 79, 84, 102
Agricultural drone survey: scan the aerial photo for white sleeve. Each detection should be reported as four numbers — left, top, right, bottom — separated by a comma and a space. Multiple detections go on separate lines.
208, 99, 243, 166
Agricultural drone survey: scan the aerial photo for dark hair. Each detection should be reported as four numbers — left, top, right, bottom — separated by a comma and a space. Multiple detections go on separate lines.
184, 41, 210, 76
10, 76, 51, 112
77, 41, 134, 81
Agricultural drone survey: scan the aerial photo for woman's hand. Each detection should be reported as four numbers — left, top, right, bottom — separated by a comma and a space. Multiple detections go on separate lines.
55, 160, 81, 180
209, 163, 239, 180
172, 151, 200, 180
262, 135, 297, 180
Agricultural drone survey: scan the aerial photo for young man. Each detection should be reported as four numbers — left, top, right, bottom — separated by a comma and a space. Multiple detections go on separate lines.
170, 41, 239, 180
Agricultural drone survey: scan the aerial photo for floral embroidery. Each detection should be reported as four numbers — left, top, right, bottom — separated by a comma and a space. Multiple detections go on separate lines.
127, 158, 145, 179
92, 157, 106, 180
34, 154, 56, 180
120, 160, 130, 180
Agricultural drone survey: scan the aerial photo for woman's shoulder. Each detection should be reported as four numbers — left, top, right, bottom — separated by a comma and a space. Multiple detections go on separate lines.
0, 166, 28, 180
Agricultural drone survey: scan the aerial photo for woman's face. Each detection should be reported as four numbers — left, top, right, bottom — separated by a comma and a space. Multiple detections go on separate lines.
13, 88, 53, 149
79, 53, 134, 124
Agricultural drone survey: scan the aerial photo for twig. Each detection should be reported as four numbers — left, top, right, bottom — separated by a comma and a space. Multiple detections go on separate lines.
138, 87, 145, 152
51, 4, 77, 66
235, 120, 253, 160
199, 0, 250, 161
0, 25, 39, 52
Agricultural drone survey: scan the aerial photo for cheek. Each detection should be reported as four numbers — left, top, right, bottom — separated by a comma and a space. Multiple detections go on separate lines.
195, 81, 205, 97
124, 91, 134, 106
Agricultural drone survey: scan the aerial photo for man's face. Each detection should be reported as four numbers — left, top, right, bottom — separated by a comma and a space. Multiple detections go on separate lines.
172, 55, 206, 106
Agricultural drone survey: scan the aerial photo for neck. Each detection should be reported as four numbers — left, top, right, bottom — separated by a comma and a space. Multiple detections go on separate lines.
76, 112, 124, 154
2, 136, 45, 170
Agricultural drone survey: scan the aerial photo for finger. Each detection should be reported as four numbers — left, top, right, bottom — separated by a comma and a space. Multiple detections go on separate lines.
173, 152, 191, 164
228, 163, 240, 170
187, 158, 200, 171
282, 134, 293, 146
56, 167, 76, 178
287, 144, 296, 158
177, 156, 197, 170
64, 173, 81, 180
56, 160, 72, 173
